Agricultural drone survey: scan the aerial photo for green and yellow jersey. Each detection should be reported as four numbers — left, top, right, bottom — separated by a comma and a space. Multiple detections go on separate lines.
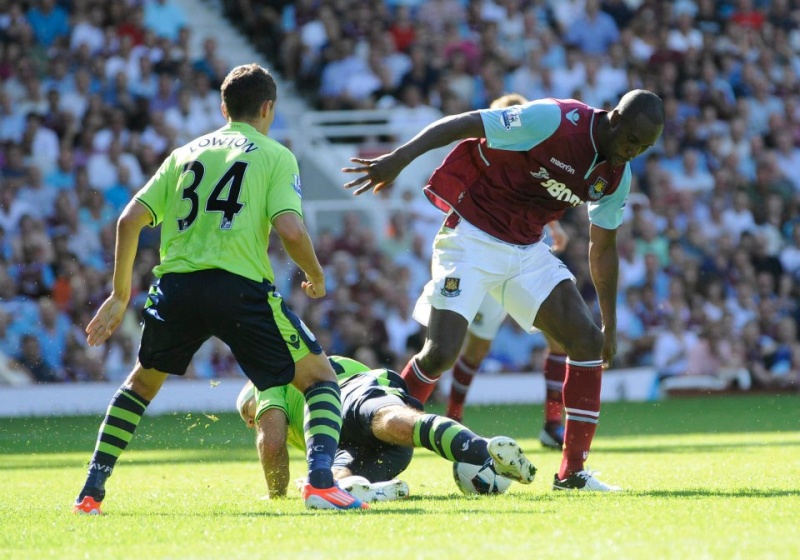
135, 122, 302, 283
253, 356, 375, 451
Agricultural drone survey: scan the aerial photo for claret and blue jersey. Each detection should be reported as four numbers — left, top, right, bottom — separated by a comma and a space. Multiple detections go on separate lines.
424, 99, 631, 245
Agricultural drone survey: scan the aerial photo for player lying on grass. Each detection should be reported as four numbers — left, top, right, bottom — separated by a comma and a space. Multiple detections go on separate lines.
237, 355, 537, 501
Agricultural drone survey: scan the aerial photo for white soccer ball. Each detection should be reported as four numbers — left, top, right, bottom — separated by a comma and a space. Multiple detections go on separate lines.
452, 462, 512, 495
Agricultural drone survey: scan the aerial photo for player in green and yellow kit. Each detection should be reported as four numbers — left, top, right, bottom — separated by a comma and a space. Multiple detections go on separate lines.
74, 64, 366, 513
236, 356, 538, 502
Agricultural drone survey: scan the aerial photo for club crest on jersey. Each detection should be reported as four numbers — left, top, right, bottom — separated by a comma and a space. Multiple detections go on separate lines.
292, 174, 302, 198
441, 277, 462, 297
589, 177, 608, 199
500, 107, 522, 130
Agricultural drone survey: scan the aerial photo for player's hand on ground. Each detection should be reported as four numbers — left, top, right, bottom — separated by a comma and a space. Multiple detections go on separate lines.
86, 294, 129, 346
342, 153, 403, 195
301, 274, 326, 299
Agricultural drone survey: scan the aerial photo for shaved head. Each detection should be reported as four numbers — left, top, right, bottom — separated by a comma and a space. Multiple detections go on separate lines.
616, 89, 664, 127
601, 90, 664, 167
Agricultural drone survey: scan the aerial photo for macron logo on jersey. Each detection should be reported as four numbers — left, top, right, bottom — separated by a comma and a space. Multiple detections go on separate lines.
549, 157, 576, 175
566, 109, 580, 126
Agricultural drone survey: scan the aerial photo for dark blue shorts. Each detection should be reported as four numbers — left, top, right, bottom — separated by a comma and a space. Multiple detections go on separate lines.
138, 269, 321, 391
333, 370, 423, 480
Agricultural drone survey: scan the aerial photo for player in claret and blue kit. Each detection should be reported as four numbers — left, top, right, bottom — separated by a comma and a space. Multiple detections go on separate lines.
344, 90, 664, 491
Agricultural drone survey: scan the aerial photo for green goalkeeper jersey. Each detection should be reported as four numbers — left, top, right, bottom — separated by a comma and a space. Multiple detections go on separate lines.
135, 122, 303, 283
253, 356, 372, 452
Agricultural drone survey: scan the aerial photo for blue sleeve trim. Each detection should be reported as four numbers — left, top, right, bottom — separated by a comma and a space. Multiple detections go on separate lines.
480, 100, 561, 151
587, 165, 631, 230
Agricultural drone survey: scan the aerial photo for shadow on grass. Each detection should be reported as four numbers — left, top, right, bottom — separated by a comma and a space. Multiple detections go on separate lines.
109, 507, 431, 517
507, 488, 800, 499
639, 489, 800, 499
599, 438, 800, 454
433, 394, 800, 438
0, 451, 259, 470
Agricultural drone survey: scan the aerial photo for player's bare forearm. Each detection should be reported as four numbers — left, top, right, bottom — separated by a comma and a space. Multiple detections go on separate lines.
261, 447, 290, 499
86, 200, 152, 346
113, 200, 152, 299
343, 112, 485, 195
256, 414, 290, 498
273, 212, 326, 297
394, 112, 485, 165
589, 224, 619, 367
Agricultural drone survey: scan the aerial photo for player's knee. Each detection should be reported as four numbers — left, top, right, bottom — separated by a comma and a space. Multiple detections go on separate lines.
125, 366, 165, 401
292, 353, 337, 392
463, 336, 492, 364
372, 406, 417, 446
419, 342, 461, 375
562, 325, 604, 361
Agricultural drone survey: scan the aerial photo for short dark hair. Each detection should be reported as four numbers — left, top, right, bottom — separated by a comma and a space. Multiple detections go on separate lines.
220, 63, 277, 121
617, 89, 664, 126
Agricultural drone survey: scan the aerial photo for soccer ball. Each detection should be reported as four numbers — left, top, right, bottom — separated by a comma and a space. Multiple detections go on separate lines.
452, 462, 511, 495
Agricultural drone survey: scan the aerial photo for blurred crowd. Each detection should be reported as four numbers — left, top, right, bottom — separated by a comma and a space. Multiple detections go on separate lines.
1, 0, 800, 394
226, 0, 800, 392
0, 0, 231, 384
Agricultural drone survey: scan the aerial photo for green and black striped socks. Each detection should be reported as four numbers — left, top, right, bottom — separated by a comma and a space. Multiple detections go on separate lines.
80, 387, 150, 501
413, 414, 489, 465
303, 381, 343, 489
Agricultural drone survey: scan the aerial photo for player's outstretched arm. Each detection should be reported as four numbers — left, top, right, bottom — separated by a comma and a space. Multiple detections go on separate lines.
86, 200, 152, 347
256, 409, 291, 499
342, 112, 485, 196
588, 224, 619, 369
272, 212, 326, 299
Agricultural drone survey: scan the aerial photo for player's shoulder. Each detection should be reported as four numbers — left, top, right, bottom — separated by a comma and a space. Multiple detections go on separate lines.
546, 98, 596, 125
483, 98, 561, 134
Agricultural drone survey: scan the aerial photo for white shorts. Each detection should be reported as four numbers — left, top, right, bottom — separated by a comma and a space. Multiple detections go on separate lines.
412, 216, 575, 334
468, 294, 509, 340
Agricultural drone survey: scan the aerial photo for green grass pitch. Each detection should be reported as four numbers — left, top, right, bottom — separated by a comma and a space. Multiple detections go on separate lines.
1, 394, 799, 559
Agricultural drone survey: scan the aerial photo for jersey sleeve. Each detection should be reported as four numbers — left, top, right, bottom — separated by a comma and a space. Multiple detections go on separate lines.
254, 385, 290, 422
480, 100, 562, 151
134, 153, 176, 227
267, 149, 304, 222
587, 164, 631, 230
